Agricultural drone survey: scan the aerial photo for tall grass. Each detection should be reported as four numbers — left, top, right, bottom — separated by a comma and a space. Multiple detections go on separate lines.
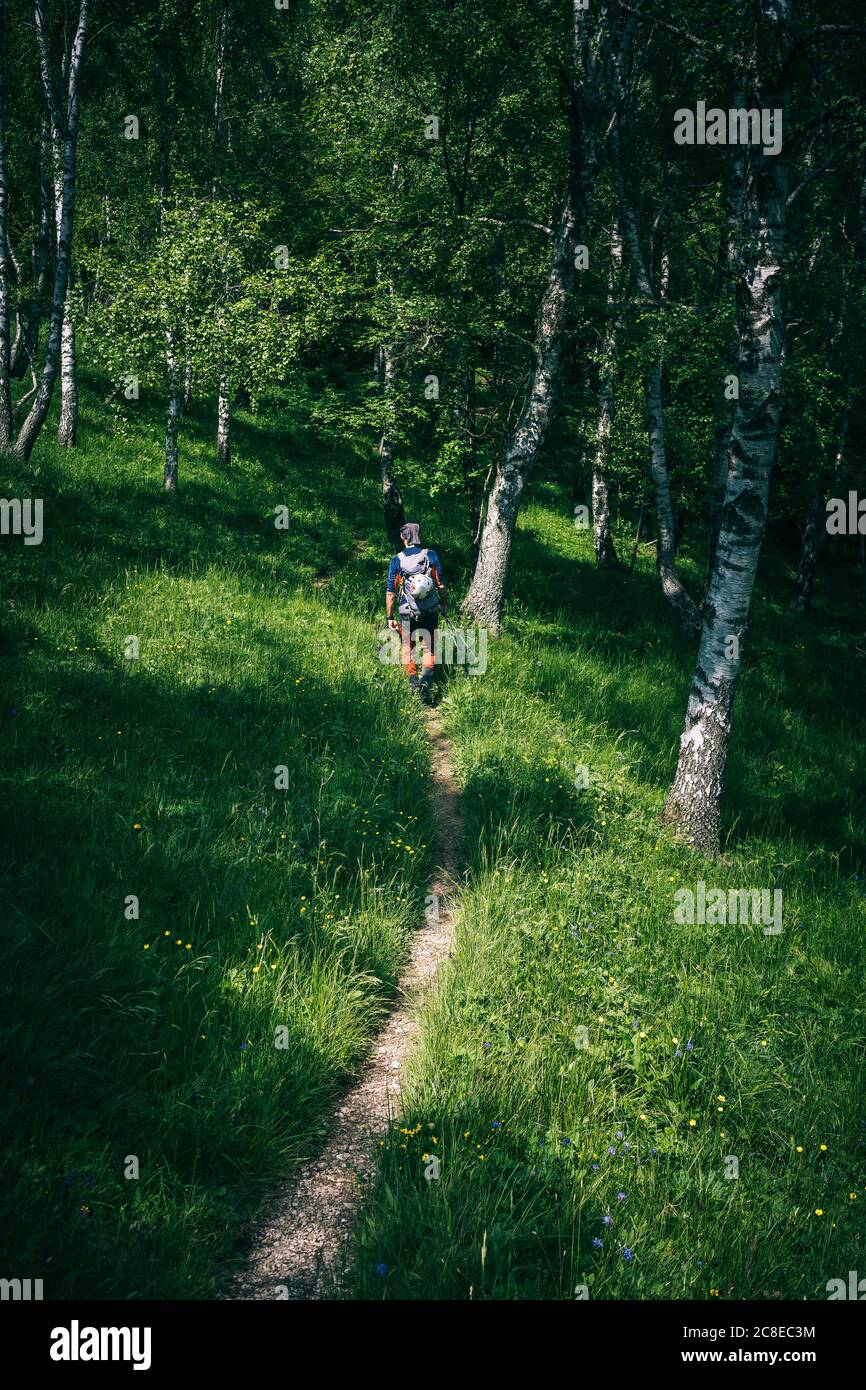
2, 376, 863, 1300
0, 379, 432, 1297
352, 501, 866, 1300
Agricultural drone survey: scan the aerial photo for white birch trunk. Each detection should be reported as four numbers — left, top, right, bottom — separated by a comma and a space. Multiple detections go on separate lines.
57, 301, 77, 446
14, 0, 88, 461
212, 4, 231, 464
164, 328, 181, 492
662, 17, 789, 854
216, 371, 231, 465
591, 223, 621, 568
41, 25, 78, 447
462, 3, 600, 629
0, 0, 13, 449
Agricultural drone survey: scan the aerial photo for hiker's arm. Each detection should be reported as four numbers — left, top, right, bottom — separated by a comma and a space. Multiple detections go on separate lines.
386, 557, 399, 628
431, 560, 448, 616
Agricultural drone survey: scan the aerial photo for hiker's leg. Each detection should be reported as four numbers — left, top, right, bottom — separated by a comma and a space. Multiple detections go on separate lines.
418, 615, 437, 702
402, 617, 420, 692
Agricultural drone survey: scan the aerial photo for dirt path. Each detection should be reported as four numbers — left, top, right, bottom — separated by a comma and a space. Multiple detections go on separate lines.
224, 705, 461, 1301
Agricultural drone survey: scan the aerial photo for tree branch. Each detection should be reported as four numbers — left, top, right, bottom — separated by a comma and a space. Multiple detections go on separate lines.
608, 0, 708, 49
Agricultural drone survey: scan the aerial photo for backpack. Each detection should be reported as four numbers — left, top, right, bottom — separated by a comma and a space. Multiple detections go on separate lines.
398, 547, 440, 616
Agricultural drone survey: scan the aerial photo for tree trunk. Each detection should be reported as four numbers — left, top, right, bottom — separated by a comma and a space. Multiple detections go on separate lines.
461, 362, 481, 557
212, 3, 231, 461
662, 28, 789, 856
13, 0, 89, 462
592, 463, 617, 567
789, 151, 864, 614
378, 343, 405, 546
788, 486, 825, 615
645, 361, 698, 629
57, 301, 77, 445
705, 134, 747, 591
164, 330, 181, 492
216, 371, 231, 464
591, 311, 618, 570
40, 24, 79, 448
462, 13, 599, 628
611, 101, 696, 626
0, 0, 13, 451
789, 393, 848, 613
9, 128, 51, 381
589, 224, 622, 569
705, 412, 732, 589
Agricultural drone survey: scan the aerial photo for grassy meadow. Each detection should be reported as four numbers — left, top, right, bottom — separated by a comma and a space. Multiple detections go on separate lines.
0, 377, 433, 1298
353, 501, 866, 1300
1, 376, 864, 1299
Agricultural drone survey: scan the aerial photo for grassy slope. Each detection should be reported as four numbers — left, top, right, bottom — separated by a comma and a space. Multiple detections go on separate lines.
353, 497, 866, 1300
2, 381, 864, 1300
0, 379, 434, 1297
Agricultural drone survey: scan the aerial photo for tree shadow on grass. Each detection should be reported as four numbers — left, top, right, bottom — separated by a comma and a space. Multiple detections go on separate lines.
0, 596, 428, 1296
498, 525, 866, 864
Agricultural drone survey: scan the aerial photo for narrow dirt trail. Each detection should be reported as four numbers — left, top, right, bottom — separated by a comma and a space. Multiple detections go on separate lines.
225, 705, 461, 1301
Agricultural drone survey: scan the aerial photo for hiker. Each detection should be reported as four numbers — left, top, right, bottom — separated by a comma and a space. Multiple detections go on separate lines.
386, 522, 448, 703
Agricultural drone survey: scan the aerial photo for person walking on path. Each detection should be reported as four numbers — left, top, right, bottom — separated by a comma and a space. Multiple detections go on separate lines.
386, 522, 448, 703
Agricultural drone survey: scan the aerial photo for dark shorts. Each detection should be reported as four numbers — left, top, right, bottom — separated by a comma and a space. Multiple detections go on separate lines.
399, 610, 438, 671
402, 610, 438, 638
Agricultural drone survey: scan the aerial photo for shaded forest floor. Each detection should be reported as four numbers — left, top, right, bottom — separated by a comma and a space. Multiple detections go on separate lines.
1, 374, 864, 1298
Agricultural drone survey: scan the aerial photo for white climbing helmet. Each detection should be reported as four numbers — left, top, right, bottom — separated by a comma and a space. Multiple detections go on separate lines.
407, 573, 434, 602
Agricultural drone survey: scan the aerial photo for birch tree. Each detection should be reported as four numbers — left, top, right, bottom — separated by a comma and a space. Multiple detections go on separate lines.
591, 222, 622, 567
0, 0, 89, 461
34, 0, 78, 446
662, 0, 791, 854
462, 0, 607, 630
0, 0, 13, 450
212, 0, 231, 466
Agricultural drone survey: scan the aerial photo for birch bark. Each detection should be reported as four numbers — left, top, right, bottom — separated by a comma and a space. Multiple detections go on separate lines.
462, 1, 602, 629
662, 5, 790, 854
0, 0, 13, 449
13, 0, 88, 461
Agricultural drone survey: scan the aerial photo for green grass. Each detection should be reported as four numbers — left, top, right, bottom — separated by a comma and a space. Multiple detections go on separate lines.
352, 502, 866, 1301
0, 377, 434, 1297
2, 376, 864, 1300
